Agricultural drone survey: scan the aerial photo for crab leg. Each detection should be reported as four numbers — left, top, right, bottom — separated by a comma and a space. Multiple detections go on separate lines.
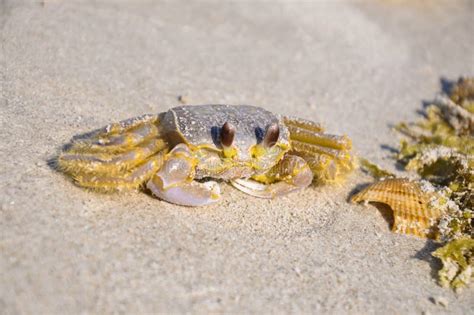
283, 116, 354, 183
59, 139, 167, 175
68, 114, 160, 153
58, 114, 168, 191
231, 154, 313, 199
282, 116, 325, 132
73, 153, 165, 191
147, 144, 221, 206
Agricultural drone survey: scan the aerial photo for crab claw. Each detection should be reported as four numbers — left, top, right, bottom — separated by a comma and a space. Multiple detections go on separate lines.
147, 179, 221, 207
147, 144, 221, 206
231, 154, 313, 199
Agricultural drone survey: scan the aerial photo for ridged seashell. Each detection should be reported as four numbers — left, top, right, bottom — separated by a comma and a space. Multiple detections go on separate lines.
351, 178, 442, 239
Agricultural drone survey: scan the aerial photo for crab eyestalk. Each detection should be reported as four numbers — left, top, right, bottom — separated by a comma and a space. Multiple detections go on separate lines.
251, 122, 281, 158
220, 121, 237, 158
263, 123, 280, 148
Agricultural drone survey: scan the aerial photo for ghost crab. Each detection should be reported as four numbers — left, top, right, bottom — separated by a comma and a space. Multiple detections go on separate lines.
59, 105, 354, 206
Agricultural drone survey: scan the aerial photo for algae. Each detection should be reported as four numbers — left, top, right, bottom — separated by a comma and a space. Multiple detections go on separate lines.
433, 238, 474, 291
358, 77, 473, 290
358, 157, 395, 179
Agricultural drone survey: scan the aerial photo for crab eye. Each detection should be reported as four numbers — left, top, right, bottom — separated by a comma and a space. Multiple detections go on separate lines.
263, 123, 279, 147
220, 121, 235, 147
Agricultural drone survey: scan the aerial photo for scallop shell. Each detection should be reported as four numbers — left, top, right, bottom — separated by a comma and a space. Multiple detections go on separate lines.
351, 178, 442, 239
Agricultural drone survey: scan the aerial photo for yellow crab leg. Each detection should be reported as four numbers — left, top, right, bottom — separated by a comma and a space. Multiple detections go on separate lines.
282, 116, 325, 133
231, 154, 313, 199
290, 142, 354, 183
291, 151, 339, 182
68, 115, 160, 154
288, 127, 352, 151
93, 114, 159, 138
73, 153, 166, 191
284, 117, 354, 184
59, 138, 167, 176
291, 140, 352, 162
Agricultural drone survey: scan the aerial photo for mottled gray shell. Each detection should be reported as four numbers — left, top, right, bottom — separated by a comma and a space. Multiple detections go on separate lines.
161, 105, 290, 157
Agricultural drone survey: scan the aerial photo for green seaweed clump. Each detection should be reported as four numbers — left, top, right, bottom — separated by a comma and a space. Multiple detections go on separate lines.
358, 157, 395, 179
397, 78, 473, 290
394, 78, 473, 237
433, 238, 474, 291
398, 78, 473, 290
359, 77, 473, 290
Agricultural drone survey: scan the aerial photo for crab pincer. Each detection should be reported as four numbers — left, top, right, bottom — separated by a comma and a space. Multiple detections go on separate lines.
147, 144, 221, 206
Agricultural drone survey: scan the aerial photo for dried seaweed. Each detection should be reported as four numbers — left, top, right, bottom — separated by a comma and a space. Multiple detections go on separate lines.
449, 77, 474, 114
352, 77, 473, 290
358, 157, 395, 179
432, 238, 474, 291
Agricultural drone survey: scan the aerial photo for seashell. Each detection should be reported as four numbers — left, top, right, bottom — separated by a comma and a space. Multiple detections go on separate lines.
351, 178, 443, 239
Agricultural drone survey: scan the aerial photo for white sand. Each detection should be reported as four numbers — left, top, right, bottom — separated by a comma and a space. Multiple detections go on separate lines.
1, 0, 473, 313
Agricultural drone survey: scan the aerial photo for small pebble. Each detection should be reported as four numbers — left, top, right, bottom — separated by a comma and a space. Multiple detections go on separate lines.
429, 296, 448, 307
177, 95, 190, 104
294, 266, 301, 276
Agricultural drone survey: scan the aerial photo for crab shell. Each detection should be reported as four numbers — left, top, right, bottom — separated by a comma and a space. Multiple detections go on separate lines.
159, 105, 291, 179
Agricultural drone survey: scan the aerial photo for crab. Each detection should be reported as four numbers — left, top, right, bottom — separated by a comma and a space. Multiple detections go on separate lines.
58, 105, 354, 206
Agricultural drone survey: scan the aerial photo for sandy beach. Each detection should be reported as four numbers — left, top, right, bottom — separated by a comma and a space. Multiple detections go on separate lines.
1, 0, 473, 313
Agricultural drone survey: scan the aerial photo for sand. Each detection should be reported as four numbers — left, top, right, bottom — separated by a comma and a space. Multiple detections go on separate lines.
1, 0, 473, 314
